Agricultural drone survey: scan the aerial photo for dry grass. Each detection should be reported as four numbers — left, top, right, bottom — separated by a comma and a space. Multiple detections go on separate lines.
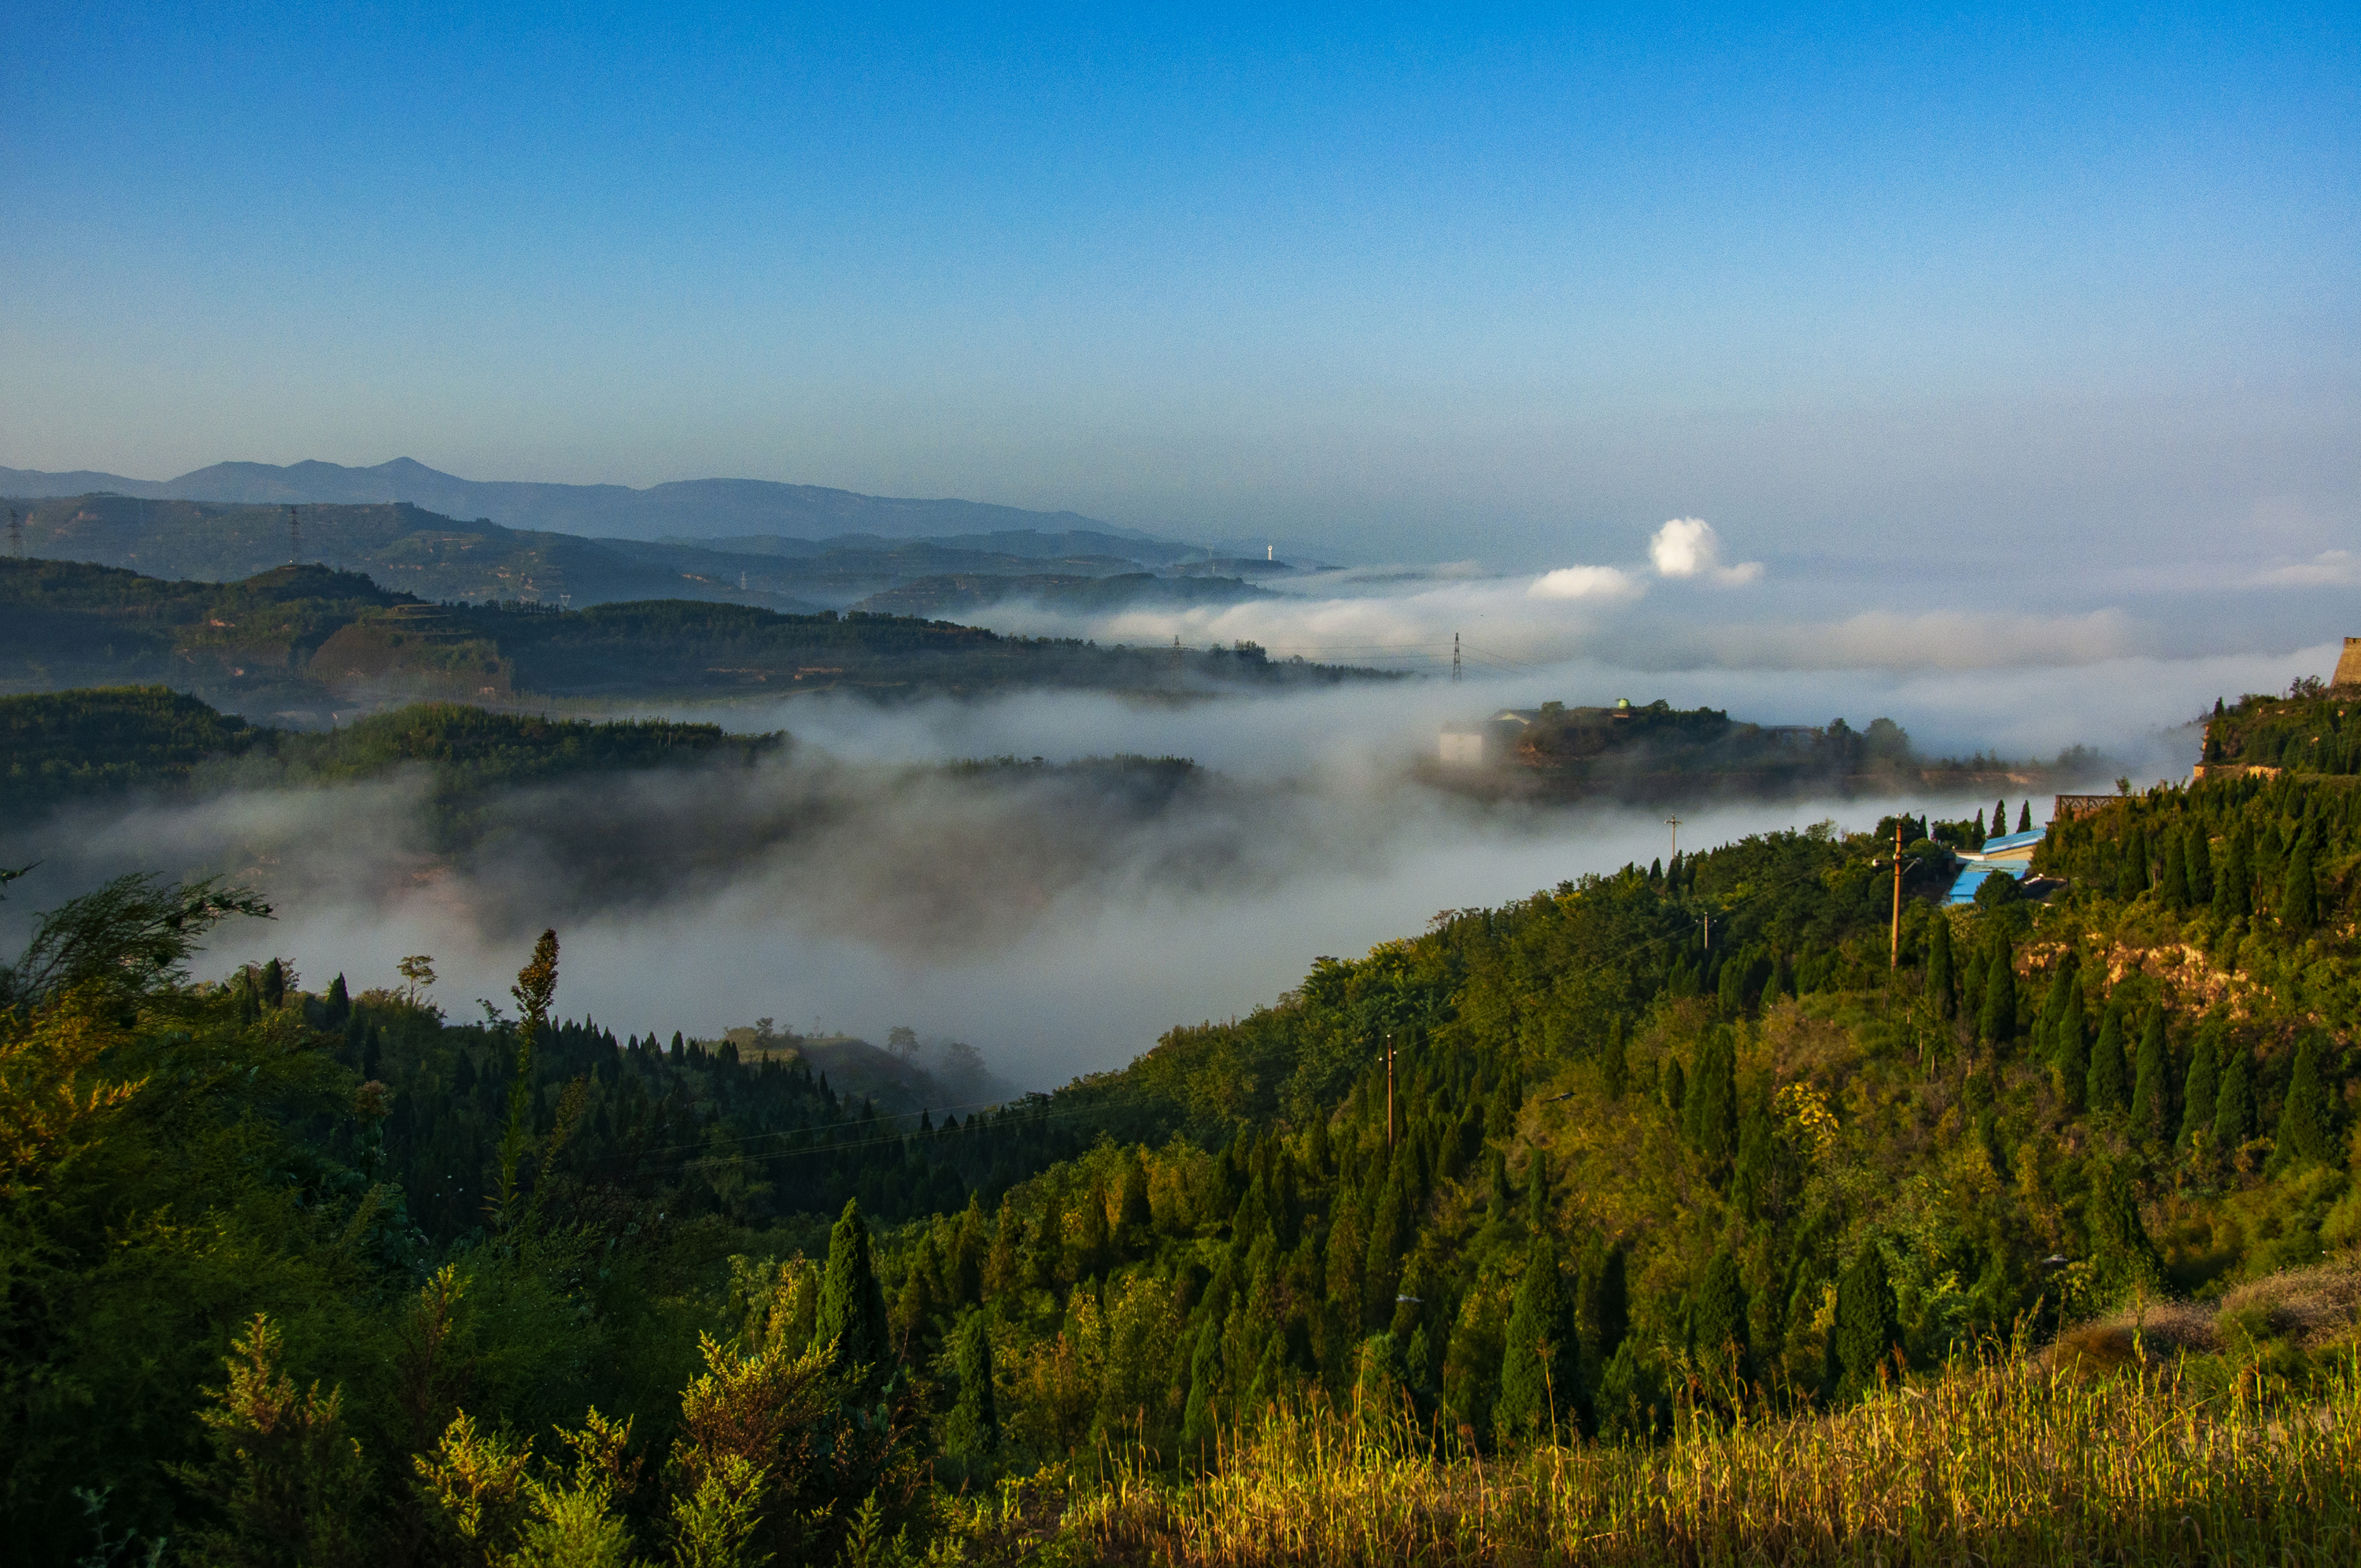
1061, 1348, 2361, 1566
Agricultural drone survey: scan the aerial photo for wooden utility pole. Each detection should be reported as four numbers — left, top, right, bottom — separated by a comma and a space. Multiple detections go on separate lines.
1890, 819, 1905, 969
1666, 815, 1682, 863
1385, 1031, 1396, 1150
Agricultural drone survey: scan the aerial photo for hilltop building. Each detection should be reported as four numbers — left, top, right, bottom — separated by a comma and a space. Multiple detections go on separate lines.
2335, 638, 2361, 691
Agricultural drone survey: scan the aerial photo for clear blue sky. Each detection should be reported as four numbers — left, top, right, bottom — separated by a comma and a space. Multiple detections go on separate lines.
3, 3, 2354, 568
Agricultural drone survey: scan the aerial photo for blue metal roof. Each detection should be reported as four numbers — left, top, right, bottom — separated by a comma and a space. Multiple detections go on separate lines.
1976, 827, 2048, 855
1947, 861, 2032, 905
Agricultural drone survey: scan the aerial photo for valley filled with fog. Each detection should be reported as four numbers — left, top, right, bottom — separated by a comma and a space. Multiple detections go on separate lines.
3, 624, 2322, 1090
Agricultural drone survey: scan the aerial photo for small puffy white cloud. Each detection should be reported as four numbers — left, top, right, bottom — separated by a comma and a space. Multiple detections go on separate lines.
1528, 565, 1643, 601
2256, 550, 2361, 588
1649, 518, 1764, 586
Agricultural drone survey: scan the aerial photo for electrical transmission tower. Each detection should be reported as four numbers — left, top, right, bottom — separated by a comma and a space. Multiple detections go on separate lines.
1452, 632, 1461, 683
8, 509, 21, 560
286, 505, 301, 565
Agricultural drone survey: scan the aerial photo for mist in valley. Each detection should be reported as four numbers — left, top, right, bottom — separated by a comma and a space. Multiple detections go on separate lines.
2, 622, 2326, 1091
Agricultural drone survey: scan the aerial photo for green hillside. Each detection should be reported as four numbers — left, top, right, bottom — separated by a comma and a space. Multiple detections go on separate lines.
7, 769, 2359, 1559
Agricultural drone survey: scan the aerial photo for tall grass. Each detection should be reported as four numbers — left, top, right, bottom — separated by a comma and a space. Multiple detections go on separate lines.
1065, 1351, 2361, 1566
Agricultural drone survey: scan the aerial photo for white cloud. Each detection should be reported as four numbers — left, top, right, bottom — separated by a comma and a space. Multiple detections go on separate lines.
2256, 549, 2361, 588
1528, 565, 1643, 600
1649, 518, 1765, 586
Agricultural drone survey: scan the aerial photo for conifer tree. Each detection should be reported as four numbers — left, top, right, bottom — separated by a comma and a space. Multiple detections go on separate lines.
2038, 963, 2075, 1064
2211, 1050, 2255, 1152
2282, 834, 2319, 932
2180, 1024, 2220, 1146
1180, 1315, 1223, 1453
1580, 1244, 1629, 1368
2156, 824, 2189, 908
1688, 1249, 1750, 1387
497, 929, 559, 1227
1978, 940, 2016, 1046
2086, 1159, 2164, 1297
2185, 828, 2215, 906
1993, 799, 2008, 839
944, 1312, 999, 1459
1527, 1150, 1551, 1234
1973, 809, 1986, 843
1075, 1175, 1111, 1281
2052, 976, 2089, 1114
1927, 917, 1956, 1019
2270, 1035, 2335, 1172
1495, 1245, 1576, 1446
2119, 826, 2150, 898
1662, 1057, 1687, 1120
323, 972, 350, 1030
817, 1198, 892, 1392
2087, 1005, 2129, 1115
1117, 1149, 1153, 1246
2214, 826, 2251, 921
1831, 1245, 1898, 1401
2130, 1009, 2173, 1144
1685, 1029, 1739, 1171
260, 957, 286, 1010
984, 1195, 1022, 1299
2018, 802, 2032, 832
1600, 1019, 1628, 1099
892, 1236, 942, 1360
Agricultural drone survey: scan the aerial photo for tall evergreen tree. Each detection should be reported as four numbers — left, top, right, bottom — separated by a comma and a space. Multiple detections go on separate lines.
2118, 826, 2150, 898
2270, 1035, 2335, 1172
944, 1311, 999, 1459
1688, 1249, 1750, 1387
2052, 976, 2089, 1115
2087, 1005, 2130, 1115
1978, 940, 2016, 1046
2129, 1009, 2173, 1144
1495, 1245, 1577, 1446
259, 957, 286, 1010
1927, 917, 1956, 1020
1180, 1315, 1223, 1452
1993, 799, 2008, 839
1831, 1245, 1898, 1401
2185, 828, 2215, 906
2156, 824, 2189, 909
2179, 1023, 2220, 1147
323, 972, 350, 1030
1580, 1244, 1629, 1368
1685, 1028, 1739, 1171
2214, 826, 2251, 921
1527, 1150, 1551, 1235
2282, 834, 2319, 932
818, 1197, 892, 1391
1600, 1019, 1628, 1100
2212, 1050, 2256, 1152
2018, 802, 2032, 832
2037, 963, 2076, 1065
1117, 1150, 1153, 1246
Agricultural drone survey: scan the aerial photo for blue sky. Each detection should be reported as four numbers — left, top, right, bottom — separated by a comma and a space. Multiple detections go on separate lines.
3, 3, 2354, 569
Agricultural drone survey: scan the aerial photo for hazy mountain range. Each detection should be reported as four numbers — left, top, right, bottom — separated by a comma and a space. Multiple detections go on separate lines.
0, 456, 1150, 544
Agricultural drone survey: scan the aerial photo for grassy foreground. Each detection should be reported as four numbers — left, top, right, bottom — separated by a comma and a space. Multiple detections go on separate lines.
1014, 1350, 2361, 1566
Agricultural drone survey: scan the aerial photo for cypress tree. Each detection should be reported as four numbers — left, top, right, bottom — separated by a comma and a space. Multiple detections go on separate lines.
2018, 802, 2032, 832
1180, 1315, 1223, 1452
2086, 1159, 2164, 1297
2179, 1024, 2220, 1147
1580, 1244, 1629, 1367
2282, 835, 2319, 932
1993, 799, 2008, 839
2052, 977, 2089, 1115
1685, 1028, 1739, 1171
1927, 918, 1956, 1019
1495, 1245, 1576, 1446
1662, 1057, 1687, 1120
1689, 1249, 1750, 1386
1118, 1150, 1153, 1244
2185, 829, 2215, 906
2129, 1009, 2173, 1144
260, 957, 286, 1010
2270, 1035, 2335, 1172
2087, 1005, 2129, 1115
2214, 826, 2251, 921
2118, 826, 2150, 898
1978, 940, 2016, 1046
2212, 1050, 2255, 1152
892, 1235, 942, 1360
1831, 1245, 1898, 1401
2156, 824, 2189, 909
2038, 964, 2075, 1065
944, 1312, 999, 1458
323, 973, 351, 1030
817, 1197, 892, 1390
1974, 809, 1987, 843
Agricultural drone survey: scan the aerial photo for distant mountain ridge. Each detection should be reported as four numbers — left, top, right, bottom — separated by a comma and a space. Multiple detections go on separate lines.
0, 456, 1147, 544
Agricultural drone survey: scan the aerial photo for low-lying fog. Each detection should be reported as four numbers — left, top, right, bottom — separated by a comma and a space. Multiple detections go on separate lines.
3, 626, 2333, 1093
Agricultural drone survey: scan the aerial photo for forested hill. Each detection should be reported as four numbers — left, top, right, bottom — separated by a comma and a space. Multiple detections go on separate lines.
0, 555, 1374, 716
0, 687, 781, 836
9, 767, 2361, 1558
2198, 684, 2361, 776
